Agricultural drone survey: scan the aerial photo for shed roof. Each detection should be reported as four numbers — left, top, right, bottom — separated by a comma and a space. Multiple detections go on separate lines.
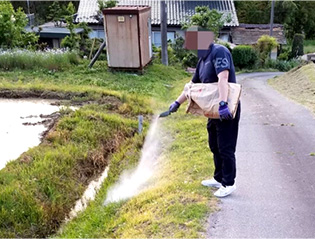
25, 26, 84, 38
231, 24, 287, 45
76, 0, 239, 27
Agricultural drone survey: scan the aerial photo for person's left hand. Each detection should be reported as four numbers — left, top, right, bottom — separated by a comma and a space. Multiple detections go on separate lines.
169, 101, 180, 113
219, 105, 233, 120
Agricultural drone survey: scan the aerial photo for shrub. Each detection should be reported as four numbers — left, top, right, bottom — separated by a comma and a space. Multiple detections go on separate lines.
172, 36, 188, 60
232, 45, 259, 69
278, 46, 291, 61
256, 35, 278, 65
217, 40, 232, 53
291, 33, 304, 58
265, 59, 301, 71
182, 52, 199, 68
278, 52, 289, 61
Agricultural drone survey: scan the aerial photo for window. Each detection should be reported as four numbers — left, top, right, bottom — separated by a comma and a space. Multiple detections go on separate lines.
152, 31, 175, 47
89, 30, 105, 40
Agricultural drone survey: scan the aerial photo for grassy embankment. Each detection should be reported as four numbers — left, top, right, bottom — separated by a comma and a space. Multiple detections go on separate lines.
269, 62, 315, 115
0, 61, 217, 238
56, 77, 217, 238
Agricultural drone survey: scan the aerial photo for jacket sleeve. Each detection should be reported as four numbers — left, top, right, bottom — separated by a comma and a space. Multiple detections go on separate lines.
213, 49, 231, 76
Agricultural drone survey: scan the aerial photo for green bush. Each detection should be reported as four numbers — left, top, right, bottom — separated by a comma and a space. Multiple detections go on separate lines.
182, 52, 199, 68
291, 33, 304, 58
278, 46, 291, 61
232, 45, 259, 69
256, 35, 278, 65
0, 50, 80, 71
172, 36, 188, 60
0, 2, 38, 48
265, 59, 301, 71
278, 52, 289, 61
217, 40, 232, 53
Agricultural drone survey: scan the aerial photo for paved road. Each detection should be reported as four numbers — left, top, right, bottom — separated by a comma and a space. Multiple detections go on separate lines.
207, 72, 315, 238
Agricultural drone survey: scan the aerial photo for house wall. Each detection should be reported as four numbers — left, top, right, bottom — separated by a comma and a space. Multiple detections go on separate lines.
151, 26, 182, 47
88, 24, 106, 39
150, 26, 232, 46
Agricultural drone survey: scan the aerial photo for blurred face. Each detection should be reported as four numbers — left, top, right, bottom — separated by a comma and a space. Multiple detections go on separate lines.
184, 31, 214, 50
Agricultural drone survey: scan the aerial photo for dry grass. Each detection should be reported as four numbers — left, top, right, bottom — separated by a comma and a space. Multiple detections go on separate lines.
268, 62, 315, 115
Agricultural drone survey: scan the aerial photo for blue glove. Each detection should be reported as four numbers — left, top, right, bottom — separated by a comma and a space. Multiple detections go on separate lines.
219, 104, 233, 120
169, 101, 180, 113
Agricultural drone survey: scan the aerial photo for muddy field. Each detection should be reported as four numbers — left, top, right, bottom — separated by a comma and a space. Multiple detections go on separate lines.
0, 98, 63, 169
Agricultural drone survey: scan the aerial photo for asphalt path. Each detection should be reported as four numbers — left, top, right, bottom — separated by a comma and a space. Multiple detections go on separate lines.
207, 72, 315, 238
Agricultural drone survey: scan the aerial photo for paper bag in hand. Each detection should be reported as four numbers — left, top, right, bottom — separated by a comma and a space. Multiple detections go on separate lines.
184, 82, 241, 119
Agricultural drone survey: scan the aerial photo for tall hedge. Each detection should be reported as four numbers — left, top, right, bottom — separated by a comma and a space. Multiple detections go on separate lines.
232, 45, 259, 69
291, 33, 304, 58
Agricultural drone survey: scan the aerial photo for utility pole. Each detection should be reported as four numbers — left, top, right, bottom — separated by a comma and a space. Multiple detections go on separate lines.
160, 0, 168, 65
26, 0, 31, 15
269, 0, 275, 36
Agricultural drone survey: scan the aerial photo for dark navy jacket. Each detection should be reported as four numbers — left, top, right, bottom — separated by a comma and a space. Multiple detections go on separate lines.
192, 44, 236, 84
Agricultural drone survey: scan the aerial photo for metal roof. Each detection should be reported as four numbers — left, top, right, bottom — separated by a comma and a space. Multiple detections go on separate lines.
25, 26, 84, 38
76, 0, 239, 27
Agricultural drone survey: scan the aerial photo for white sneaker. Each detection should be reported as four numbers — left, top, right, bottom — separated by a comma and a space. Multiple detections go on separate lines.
214, 185, 236, 198
201, 178, 222, 188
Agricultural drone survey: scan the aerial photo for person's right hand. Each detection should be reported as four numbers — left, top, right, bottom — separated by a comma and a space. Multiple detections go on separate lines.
169, 101, 180, 113
219, 104, 233, 120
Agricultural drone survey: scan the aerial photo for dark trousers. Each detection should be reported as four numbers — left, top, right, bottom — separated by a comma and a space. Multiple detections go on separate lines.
207, 104, 240, 186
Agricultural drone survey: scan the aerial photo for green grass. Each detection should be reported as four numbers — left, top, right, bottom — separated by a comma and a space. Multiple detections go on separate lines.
0, 61, 189, 100
304, 40, 315, 54
57, 78, 217, 238
0, 105, 142, 237
0, 61, 216, 238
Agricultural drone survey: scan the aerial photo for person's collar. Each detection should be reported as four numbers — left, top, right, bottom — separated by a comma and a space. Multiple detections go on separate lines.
199, 43, 214, 60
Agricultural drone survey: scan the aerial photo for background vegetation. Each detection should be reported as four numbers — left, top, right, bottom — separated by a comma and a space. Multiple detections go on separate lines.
235, 1, 315, 40
11, 1, 79, 26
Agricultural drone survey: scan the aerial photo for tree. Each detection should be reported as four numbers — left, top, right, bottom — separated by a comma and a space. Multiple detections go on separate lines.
283, 1, 315, 39
235, 1, 315, 40
183, 6, 230, 38
235, 2, 270, 24
11, 1, 79, 26
0, 1, 38, 49
97, 0, 118, 11
47, 1, 65, 27
291, 33, 304, 58
61, 2, 80, 50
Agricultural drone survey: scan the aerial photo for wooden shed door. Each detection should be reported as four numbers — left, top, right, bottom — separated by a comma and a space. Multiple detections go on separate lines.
106, 14, 140, 68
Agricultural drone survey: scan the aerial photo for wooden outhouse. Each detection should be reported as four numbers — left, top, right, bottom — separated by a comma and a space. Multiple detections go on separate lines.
102, 6, 152, 71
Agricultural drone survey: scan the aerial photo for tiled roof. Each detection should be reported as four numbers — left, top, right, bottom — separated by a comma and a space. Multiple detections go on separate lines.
76, 0, 239, 27
238, 23, 284, 29
231, 24, 287, 45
